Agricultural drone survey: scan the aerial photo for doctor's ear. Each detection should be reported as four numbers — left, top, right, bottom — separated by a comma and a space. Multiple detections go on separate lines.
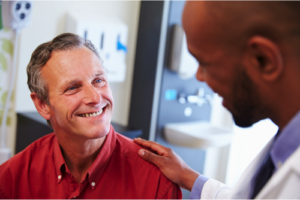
30, 92, 51, 121
244, 36, 284, 82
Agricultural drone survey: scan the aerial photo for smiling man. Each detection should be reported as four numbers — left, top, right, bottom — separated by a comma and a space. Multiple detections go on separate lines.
0, 33, 181, 199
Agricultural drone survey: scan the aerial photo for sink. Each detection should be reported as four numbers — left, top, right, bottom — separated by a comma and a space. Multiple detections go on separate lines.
164, 121, 234, 148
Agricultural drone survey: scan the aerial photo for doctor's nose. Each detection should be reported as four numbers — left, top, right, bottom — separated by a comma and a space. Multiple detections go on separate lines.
196, 65, 205, 82
83, 85, 101, 105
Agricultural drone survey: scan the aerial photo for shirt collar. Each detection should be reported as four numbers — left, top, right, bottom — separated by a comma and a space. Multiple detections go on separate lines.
271, 110, 300, 170
53, 124, 117, 187
86, 124, 116, 189
54, 136, 65, 184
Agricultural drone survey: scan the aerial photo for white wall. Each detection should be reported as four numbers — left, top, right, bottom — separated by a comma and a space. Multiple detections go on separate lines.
14, 1, 140, 126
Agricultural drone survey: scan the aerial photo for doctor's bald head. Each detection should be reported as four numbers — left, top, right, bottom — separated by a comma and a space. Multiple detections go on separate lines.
183, 1, 300, 54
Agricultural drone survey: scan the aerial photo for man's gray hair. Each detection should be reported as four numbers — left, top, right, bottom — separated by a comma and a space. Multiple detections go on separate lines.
27, 33, 101, 128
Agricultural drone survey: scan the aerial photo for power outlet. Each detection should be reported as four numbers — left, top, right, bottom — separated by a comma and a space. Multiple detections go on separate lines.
1, 1, 32, 30
66, 11, 128, 82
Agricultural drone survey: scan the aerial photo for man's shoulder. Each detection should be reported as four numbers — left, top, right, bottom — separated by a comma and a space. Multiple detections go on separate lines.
114, 133, 158, 169
0, 133, 56, 198
114, 133, 171, 175
113, 133, 181, 198
0, 133, 56, 171
21, 132, 56, 153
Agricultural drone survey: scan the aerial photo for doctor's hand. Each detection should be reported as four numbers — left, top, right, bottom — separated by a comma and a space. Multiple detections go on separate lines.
134, 138, 200, 191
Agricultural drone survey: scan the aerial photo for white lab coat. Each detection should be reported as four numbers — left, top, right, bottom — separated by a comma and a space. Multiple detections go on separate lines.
201, 137, 300, 199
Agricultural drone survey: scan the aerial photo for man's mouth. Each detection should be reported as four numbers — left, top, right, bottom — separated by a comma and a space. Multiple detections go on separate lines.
78, 107, 105, 117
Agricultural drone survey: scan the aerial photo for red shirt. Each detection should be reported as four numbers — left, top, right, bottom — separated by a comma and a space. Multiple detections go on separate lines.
0, 125, 182, 199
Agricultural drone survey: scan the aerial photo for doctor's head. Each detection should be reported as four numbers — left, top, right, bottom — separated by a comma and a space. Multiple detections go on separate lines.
27, 33, 114, 141
182, 1, 300, 129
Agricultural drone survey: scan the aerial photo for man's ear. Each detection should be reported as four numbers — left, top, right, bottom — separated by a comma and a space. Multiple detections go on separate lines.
244, 36, 284, 82
30, 93, 51, 120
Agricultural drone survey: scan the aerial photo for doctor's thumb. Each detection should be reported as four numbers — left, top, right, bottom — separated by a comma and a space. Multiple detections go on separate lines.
138, 149, 161, 166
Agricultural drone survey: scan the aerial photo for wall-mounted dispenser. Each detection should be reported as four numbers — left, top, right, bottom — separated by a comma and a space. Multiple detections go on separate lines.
169, 24, 198, 79
66, 11, 128, 82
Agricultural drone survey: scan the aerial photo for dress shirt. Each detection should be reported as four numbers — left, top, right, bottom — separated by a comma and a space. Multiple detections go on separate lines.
190, 110, 300, 199
0, 125, 182, 199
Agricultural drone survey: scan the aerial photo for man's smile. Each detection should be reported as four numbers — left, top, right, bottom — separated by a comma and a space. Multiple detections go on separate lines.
77, 106, 107, 118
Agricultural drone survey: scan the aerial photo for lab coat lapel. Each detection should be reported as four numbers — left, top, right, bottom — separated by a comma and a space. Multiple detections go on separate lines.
256, 146, 300, 199
230, 137, 275, 199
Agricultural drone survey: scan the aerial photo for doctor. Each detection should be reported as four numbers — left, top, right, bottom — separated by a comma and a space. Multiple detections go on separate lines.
134, 1, 300, 199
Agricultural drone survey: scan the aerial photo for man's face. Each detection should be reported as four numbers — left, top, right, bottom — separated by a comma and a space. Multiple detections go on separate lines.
41, 47, 113, 140
183, 2, 264, 127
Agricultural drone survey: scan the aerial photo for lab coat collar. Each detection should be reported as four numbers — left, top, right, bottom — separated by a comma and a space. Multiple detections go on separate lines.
271, 110, 300, 171
230, 137, 275, 199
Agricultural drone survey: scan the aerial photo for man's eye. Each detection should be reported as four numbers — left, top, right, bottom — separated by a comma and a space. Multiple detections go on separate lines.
95, 79, 106, 86
69, 86, 77, 90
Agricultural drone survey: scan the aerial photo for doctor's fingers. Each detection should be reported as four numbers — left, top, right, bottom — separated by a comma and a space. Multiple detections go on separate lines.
134, 138, 173, 156
138, 148, 188, 186
138, 149, 166, 167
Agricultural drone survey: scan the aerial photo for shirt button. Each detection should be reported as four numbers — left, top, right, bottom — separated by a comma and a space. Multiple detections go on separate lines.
91, 182, 95, 187
58, 175, 62, 180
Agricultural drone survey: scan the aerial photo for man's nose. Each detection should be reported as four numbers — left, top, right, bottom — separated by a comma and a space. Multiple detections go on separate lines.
196, 65, 205, 82
83, 85, 101, 105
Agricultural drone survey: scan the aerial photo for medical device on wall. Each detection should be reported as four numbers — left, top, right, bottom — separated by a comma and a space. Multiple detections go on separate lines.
169, 25, 198, 79
0, 1, 32, 164
66, 11, 128, 82
2, 1, 32, 30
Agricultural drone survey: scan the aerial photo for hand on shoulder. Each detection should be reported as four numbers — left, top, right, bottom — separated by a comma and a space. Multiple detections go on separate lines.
134, 138, 200, 191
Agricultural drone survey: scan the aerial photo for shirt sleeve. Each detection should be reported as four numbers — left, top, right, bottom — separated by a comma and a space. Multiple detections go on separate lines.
161, 183, 182, 199
156, 173, 182, 199
190, 175, 209, 199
